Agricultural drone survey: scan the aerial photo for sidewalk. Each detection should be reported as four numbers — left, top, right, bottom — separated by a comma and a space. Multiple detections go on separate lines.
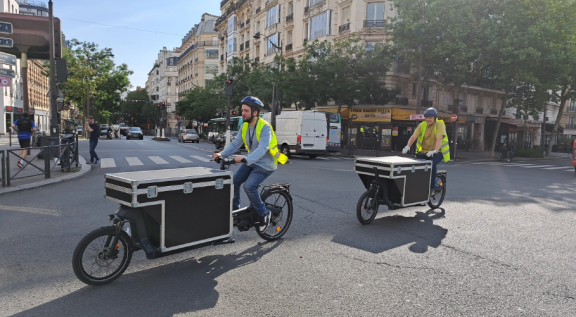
328, 147, 572, 163
0, 133, 91, 195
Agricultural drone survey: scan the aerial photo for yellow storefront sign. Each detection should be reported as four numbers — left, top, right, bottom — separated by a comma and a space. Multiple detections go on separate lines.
349, 108, 391, 122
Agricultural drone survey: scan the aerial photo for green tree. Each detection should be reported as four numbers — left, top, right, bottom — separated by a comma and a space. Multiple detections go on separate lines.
55, 39, 132, 123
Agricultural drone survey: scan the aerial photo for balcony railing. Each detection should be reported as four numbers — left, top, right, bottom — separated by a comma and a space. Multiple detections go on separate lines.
286, 13, 294, 22
240, 22, 245, 29
304, 6, 309, 14
255, 57, 260, 63
18, 0, 47, 8
195, 57, 198, 63
221, 54, 224, 61
285, 43, 293, 51
567, 123, 576, 129
460, 105, 468, 112
256, 7, 261, 14
240, 43, 244, 51
490, 109, 498, 115
303, 38, 308, 44
245, 40, 250, 50
363, 20, 386, 28
254, 32, 261, 39
395, 97, 408, 105
339, 23, 350, 33
568, 106, 576, 113
476, 108, 484, 114
421, 100, 433, 108
448, 105, 453, 112
220, 0, 230, 8
246, 19, 250, 25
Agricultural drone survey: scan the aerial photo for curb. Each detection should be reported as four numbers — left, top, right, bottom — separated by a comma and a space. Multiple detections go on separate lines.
0, 156, 91, 195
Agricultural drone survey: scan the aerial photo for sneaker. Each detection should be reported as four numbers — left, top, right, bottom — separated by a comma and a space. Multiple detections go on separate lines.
95, 159, 100, 165
86, 161, 94, 165
258, 212, 271, 232
17, 162, 23, 169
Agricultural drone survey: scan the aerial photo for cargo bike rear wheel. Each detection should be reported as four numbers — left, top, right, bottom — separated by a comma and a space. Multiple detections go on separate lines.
428, 172, 446, 209
256, 187, 293, 241
72, 226, 133, 286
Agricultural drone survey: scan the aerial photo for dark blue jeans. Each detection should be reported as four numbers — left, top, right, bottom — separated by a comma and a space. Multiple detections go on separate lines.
417, 153, 443, 189
233, 163, 274, 216
89, 139, 99, 163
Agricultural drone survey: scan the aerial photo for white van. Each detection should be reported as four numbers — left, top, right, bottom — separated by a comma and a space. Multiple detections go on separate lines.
263, 111, 327, 158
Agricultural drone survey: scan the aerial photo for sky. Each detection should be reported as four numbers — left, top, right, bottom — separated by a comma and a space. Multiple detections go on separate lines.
54, 0, 221, 90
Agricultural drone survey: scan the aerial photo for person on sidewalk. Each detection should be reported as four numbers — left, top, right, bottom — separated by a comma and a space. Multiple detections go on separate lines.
85, 116, 100, 165
11, 112, 36, 169
402, 107, 450, 195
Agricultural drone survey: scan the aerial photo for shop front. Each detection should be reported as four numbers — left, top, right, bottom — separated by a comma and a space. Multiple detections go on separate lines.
347, 108, 392, 150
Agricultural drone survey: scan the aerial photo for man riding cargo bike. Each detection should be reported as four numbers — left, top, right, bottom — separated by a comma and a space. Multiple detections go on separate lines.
213, 96, 289, 231
403, 107, 450, 195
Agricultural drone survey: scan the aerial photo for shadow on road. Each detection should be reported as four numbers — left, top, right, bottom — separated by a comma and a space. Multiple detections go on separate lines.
14, 240, 282, 317
332, 209, 447, 254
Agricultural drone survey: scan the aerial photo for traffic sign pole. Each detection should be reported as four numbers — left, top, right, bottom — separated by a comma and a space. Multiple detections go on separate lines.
22, 52, 28, 112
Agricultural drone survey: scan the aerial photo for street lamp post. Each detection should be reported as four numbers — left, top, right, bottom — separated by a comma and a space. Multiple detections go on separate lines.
260, 34, 283, 131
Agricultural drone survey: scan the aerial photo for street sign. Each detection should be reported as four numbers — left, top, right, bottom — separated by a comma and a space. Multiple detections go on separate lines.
0, 77, 9, 86
410, 114, 425, 120
0, 52, 15, 66
0, 22, 12, 34
451, 114, 458, 122
0, 68, 14, 78
46, 87, 63, 98
0, 37, 13, 48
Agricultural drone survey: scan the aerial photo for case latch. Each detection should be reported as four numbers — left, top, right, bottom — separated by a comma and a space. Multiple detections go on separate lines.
215, 178, 224, 190
411, 165, 416, 173
183, 182, 193, 194
147, 186, 158, 198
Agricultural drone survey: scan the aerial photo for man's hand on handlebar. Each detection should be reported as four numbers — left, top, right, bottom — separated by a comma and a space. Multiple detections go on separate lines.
212, 153, 222, 162
402, 146, 411, 154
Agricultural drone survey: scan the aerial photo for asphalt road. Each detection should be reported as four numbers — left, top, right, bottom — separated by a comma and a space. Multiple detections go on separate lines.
1, 136, 575, 316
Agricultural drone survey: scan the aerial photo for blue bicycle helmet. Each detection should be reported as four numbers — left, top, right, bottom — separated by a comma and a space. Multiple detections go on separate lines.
241, 96, 264, 111
423, 107, 438, 118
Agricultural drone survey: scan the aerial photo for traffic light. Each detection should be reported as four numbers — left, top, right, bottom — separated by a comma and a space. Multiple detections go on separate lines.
161, 101, 166, 111
225, 79, 234, 96
231, 110, 237, 116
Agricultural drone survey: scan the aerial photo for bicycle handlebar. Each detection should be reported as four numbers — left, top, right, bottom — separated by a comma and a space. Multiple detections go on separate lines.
213, 156, 247, 170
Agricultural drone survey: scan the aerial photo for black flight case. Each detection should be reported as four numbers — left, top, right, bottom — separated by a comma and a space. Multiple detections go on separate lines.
104, 167, 233, 259
354, 156, 432, 208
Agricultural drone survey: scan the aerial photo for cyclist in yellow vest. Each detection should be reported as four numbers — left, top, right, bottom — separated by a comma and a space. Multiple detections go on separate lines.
213, 96, 288, 231
402, 107, 450, 195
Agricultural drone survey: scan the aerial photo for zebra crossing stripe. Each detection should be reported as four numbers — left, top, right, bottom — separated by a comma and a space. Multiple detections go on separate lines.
100, 158, 116, 168
543, 166, 575, 170
126, 157, 143, 166
190, 155, 210, 162
520, 165, 553, 168
149, 156, 169, 164
170, 156, 192, 163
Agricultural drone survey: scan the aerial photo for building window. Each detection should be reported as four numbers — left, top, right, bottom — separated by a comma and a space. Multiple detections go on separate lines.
310, 0, 324, 5
266, 5, 280, 28
205, 64, 218, 75
227, 38, 237, 54
206, 49, 218, 59
256, 45, 260, 57
342, 6, 351, 24
288, 2, 294, 15
227, 16, 236, 34
569, 116, 575, 126
267, 33, 281, 55
256, 20, 260, 33
288, 31, 293, 44
310, 11, 332, 40
168, 78, 171, 85
569, 99, 576, 112
366, 2, 385, 21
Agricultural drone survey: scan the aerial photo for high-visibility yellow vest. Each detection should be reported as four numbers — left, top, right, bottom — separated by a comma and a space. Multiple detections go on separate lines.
416, 120, 450, 162
241, 118, 288, 165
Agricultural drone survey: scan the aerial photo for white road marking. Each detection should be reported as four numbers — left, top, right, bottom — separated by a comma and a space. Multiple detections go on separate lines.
100, 158, 116, 168
149, 156, 169, 164
126, 157, 143, 166
520, 165, 554, 169
170, 156, 192, 163
542, 166, 573, 170
190, 155, 210, 162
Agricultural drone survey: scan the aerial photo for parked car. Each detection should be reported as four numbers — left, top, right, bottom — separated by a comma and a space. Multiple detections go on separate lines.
179, 129, 200, 143
126, 127, 144, 140
77, 126, 83, 134
100, 124, 109, 136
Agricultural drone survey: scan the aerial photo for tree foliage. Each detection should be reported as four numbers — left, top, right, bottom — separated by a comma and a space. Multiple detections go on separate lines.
56, 39, 133, 123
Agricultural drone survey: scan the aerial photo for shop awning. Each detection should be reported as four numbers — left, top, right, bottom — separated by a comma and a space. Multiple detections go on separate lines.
488, 118, 541, 129
391, 106, 466, 124
64, 119, 81, 126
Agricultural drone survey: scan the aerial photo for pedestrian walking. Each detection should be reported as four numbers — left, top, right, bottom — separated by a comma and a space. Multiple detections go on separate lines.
11, 112, 36, 169
85, 116, 100, 165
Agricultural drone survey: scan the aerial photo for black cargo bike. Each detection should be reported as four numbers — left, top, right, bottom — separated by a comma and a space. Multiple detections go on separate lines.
354, 154, 447, 225
72, 158, 293, 285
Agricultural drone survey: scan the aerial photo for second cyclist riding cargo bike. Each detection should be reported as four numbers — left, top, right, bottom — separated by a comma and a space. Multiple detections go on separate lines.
72, 158, 293, 286
354, 151, 447, 225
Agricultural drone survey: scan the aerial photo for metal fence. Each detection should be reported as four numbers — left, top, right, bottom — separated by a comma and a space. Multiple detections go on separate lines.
3, 139, 79, 187
0, 150, 5, 187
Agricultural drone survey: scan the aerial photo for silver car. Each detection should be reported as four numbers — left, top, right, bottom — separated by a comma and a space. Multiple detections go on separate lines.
179, 129, 199, 143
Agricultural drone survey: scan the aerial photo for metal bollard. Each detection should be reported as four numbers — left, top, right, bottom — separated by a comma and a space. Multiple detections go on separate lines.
44, 147, 50, 179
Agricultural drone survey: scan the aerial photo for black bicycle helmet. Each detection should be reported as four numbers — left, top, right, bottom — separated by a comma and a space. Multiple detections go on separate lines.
241, 96, 264, 112
423, 107, 438, 118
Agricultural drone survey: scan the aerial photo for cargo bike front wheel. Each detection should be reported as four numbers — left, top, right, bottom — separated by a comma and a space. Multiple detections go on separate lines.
356, 187, 380, 225
72, 226, 133, 286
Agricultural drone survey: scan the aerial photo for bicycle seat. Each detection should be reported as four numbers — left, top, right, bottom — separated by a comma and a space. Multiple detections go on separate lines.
437, 170, 447, 175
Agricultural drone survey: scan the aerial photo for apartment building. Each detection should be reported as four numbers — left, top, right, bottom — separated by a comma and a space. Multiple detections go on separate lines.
145, 47, 180, 129
177, 13, 220, 98
560, 99, 576, 140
